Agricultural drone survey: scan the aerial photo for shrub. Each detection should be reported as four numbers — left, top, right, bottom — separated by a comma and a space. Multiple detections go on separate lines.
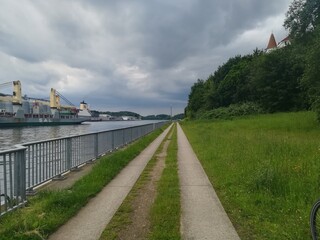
197, 102, 264, 120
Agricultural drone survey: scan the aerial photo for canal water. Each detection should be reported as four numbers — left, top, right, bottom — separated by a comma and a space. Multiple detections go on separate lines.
0, 120, 162, 151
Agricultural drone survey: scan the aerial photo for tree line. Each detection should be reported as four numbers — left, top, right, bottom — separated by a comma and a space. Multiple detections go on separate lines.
185, 0, 320, 120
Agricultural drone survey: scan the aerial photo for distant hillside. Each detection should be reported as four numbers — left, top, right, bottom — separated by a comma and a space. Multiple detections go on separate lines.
142, 113, 184, 120
142, 114, 171, 120
98, 111, 184, 120
172, 113, 184, 120
100, 111, 141, 118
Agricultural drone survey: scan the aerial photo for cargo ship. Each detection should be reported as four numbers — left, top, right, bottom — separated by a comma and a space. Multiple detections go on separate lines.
0, 81, 92, 127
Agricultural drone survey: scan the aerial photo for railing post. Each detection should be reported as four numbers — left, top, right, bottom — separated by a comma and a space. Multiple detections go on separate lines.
66, 138, 72, 170
14, 148, 26, 203
94, 133, 99, 158
111, 131, 115, 151
122, 129, 125, 146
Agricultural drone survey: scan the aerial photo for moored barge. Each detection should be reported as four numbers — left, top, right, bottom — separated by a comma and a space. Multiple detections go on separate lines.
0, 81, 91, 127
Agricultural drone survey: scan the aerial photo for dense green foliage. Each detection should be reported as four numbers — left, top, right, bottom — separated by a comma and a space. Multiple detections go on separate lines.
181, 112, 320, 239
171, 113, 185, 120
142, 114, 171, 120
98, 111, 184, 121
100, 111, 141, 118
186, 0, 320, 120
142, 113, 184, 120
284, 0, 320, 38
302, 28, 320, 120
195, 102, 264, 120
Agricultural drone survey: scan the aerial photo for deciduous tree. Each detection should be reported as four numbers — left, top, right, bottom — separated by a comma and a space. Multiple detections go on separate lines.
284, 0, 320, 38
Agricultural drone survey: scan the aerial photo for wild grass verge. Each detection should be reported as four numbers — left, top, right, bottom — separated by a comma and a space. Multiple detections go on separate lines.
0, 126, 168, 240
181, 112, 320, 239
100, 125, 173, 240
148, 124, 180, 240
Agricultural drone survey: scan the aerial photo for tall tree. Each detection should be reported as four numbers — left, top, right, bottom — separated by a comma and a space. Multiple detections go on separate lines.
216, 58, 252, 107
205, 55, 243, 109
185, 79, 206, 118
284, 0, 320, 38
249, 47, 305, 112
302, 28, 320, 119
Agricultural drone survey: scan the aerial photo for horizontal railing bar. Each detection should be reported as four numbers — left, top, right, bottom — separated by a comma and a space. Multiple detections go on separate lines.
20, 123, 157, 147
0, 145, 27, 154
0, 121, 168, 218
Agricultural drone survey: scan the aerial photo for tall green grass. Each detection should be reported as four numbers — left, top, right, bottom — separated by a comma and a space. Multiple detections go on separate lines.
181, 112, 320, 239
149, 124, 180, 240
0, 127, 167, 240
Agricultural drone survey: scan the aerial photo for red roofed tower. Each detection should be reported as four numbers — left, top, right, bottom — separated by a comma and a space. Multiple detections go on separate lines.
266, 33, 277, 52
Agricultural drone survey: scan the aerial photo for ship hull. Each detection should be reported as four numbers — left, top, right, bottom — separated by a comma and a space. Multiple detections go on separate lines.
0, 121, 83, 128
0, 116, 89, 128
0, 82, 92, 128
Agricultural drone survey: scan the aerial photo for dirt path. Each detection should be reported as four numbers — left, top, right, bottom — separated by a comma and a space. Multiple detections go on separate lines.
115, 135, 172, 240
48, 124, 172, 240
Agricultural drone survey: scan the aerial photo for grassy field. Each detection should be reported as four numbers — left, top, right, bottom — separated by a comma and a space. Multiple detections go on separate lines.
181, 112, 320, 239
0, 126, 167, 240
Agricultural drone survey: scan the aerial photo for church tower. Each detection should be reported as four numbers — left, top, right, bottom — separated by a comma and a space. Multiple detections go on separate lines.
266, 33, 277, 53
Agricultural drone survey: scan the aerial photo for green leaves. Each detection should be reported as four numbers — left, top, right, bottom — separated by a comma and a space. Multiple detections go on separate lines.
250, 47, 305, 112
284, 0, 320, 39
302, 28, 320, 119
185, 1, 320, 121
186, 47, 306, 119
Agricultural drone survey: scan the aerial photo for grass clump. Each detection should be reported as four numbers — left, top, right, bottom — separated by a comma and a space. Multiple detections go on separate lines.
0, 126, 167, 240
181, 112, 320, 239
149, 124, 180, 240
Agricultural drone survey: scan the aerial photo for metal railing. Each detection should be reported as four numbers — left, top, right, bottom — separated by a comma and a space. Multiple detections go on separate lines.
0, 146, 27, 217
0, 121, 167, 217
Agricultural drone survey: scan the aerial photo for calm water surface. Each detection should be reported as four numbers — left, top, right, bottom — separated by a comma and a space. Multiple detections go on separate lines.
0, 120, 162, 151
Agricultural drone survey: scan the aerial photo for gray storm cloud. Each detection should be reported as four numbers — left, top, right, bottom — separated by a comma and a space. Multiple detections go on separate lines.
0, 0, 292, 115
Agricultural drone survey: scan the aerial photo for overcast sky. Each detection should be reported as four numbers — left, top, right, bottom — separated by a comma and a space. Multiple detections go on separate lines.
0, 0, 292, 116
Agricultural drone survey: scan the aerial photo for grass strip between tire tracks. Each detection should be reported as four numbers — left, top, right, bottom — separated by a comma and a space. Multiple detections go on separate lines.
99, 124, 173, 240
148, 124, 180, 240
0, 125, 169, 240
